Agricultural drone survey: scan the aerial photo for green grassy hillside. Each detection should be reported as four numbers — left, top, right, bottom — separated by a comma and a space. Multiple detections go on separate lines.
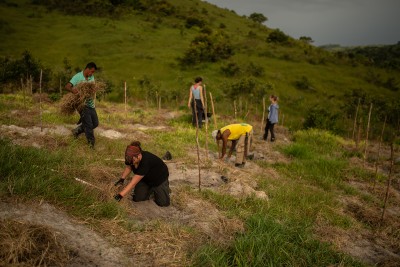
1, 0, 399, 135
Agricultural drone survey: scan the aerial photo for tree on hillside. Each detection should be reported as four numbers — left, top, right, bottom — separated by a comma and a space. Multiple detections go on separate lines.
267, 29, 289, 44
299, 36, 314, 44
249, 13, 267, 24
179, 32, 234, 66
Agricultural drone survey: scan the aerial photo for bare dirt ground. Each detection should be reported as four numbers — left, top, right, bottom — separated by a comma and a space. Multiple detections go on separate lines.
1, 112, 399, 266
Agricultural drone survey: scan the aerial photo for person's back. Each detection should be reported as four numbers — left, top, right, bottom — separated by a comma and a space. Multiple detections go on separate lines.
131, 151, 169, 187
221, 123, 253, 140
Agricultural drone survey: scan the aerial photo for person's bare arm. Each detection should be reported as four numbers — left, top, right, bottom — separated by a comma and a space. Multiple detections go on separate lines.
220, 129, 231, 159
188, 89, 193, 108
228, 140, 236, 158
65, 82, 78, 94
118, 174, 144, 197
121, 166, 132, 179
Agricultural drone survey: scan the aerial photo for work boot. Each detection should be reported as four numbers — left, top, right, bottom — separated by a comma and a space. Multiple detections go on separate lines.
72, 128, 80, 139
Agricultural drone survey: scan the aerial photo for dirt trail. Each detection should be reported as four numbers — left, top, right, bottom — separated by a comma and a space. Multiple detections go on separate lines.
0, 201, 133, 266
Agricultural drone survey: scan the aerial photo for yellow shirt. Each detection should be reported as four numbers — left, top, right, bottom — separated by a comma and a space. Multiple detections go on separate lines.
220, 123, 253, 140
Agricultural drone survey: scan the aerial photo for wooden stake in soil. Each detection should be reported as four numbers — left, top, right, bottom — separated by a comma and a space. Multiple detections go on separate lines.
356, 116, 362, 149
234, 100, 237, 119
352, 98, 361, 141
373, 115, 386, 190
193, 100, 202, 191
21, 78, 26, 108
281, 114, 285, 127
124, 81, 127, 112
209, 92, 217, 129
363, 103, 373, 166
260, 96, 265, 132
204, 84, 209, 159
381, 142, 395, 222
39, 69, 43, 132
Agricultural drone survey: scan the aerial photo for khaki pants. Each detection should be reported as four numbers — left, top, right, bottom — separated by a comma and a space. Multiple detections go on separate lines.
235, 130, 253, 164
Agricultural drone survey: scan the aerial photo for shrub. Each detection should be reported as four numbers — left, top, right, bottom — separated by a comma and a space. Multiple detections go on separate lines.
179, 32, 234, 66
267, 29, 289, 44
303, 106, 344, 134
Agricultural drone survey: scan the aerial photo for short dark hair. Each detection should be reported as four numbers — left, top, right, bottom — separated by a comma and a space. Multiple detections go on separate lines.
194, 76, 203, 83
85, 62, 97, 70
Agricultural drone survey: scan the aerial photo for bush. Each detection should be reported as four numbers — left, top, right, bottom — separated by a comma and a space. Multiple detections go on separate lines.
179, 33, 234, 66
303, 106, 344, 134
267, 29, 289, 44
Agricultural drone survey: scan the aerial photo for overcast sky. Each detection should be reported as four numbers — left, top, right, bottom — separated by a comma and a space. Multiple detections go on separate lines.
204, 0, 400, 46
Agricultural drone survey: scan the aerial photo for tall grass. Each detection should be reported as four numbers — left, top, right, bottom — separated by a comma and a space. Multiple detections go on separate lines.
0, 139, 122, 219
192, 129, 364, 266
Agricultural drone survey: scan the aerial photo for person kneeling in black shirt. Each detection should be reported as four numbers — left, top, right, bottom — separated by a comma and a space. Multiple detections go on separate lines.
114, 141, 170, 207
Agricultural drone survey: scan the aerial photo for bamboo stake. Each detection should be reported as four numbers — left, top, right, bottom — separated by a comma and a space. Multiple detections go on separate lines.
356, 117, 362, 150
124, 81, 127, 115
281, 114, 285, 127
352, 98, 360, 141
364, 103, 373, 166
373, 116, 386, 190
204, 84, 209, 159
260, 96, 265, 132
30, 75, 33, 95
21, 78, 26, 108
39, 69, 43, 132
194, 100, 202, 191
381, 142, 395, 222
209, 92, 217, 129
234, 100, 237, 119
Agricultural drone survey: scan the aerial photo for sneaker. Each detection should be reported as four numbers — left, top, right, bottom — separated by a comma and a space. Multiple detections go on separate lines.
162, 151, 172, 160
235, 163, 245, 168
246, 154, 254, 160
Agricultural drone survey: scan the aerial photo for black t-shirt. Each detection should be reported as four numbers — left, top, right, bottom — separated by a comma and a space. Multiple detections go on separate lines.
126, 151, 169, 187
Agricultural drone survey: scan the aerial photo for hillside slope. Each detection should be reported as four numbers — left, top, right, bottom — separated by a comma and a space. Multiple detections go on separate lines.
1, 0, 399, 134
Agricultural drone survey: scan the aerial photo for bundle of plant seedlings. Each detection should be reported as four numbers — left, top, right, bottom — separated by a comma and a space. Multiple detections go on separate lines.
60, 81, 106, 115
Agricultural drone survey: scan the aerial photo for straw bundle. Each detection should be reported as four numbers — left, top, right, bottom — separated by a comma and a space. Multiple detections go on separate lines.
60, 81, 106, 115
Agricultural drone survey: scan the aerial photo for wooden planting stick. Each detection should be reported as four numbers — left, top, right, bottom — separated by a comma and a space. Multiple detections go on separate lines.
281, 114, 285, 127
124, 81, 127, 115
356, 117, 362, 149
204, 84, 209, 159
209, 92, 217, 129
194, 100, 202, 191
21, 78, 26, 108
260, 96, 265, 132
363, 103, 373, 165
373, 115, 386, 190
234, 100, 237, 119
381, 142, 395, 222
39, 69, 43, 132
352, 98, 360, 141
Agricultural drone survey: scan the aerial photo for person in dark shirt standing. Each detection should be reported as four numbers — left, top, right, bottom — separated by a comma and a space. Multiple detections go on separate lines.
114, 141, 170, 207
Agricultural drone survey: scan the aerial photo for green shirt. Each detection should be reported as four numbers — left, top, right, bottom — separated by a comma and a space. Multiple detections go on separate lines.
69, 71, 95, 108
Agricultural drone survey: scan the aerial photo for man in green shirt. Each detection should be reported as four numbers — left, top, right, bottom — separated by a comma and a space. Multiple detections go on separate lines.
65, 62, 98, 148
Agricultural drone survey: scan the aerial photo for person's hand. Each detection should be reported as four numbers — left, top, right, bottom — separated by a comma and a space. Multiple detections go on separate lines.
114, 178, 125, 186
72, 88, 79, 94
114, 194, 123, 202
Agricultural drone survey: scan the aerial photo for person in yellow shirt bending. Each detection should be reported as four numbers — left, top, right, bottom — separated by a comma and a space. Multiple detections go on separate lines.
212, 123, 254, 168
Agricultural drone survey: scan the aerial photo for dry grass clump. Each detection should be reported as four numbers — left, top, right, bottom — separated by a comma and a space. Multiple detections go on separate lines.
0, 219, 71, 266
60, 81, 106, 115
